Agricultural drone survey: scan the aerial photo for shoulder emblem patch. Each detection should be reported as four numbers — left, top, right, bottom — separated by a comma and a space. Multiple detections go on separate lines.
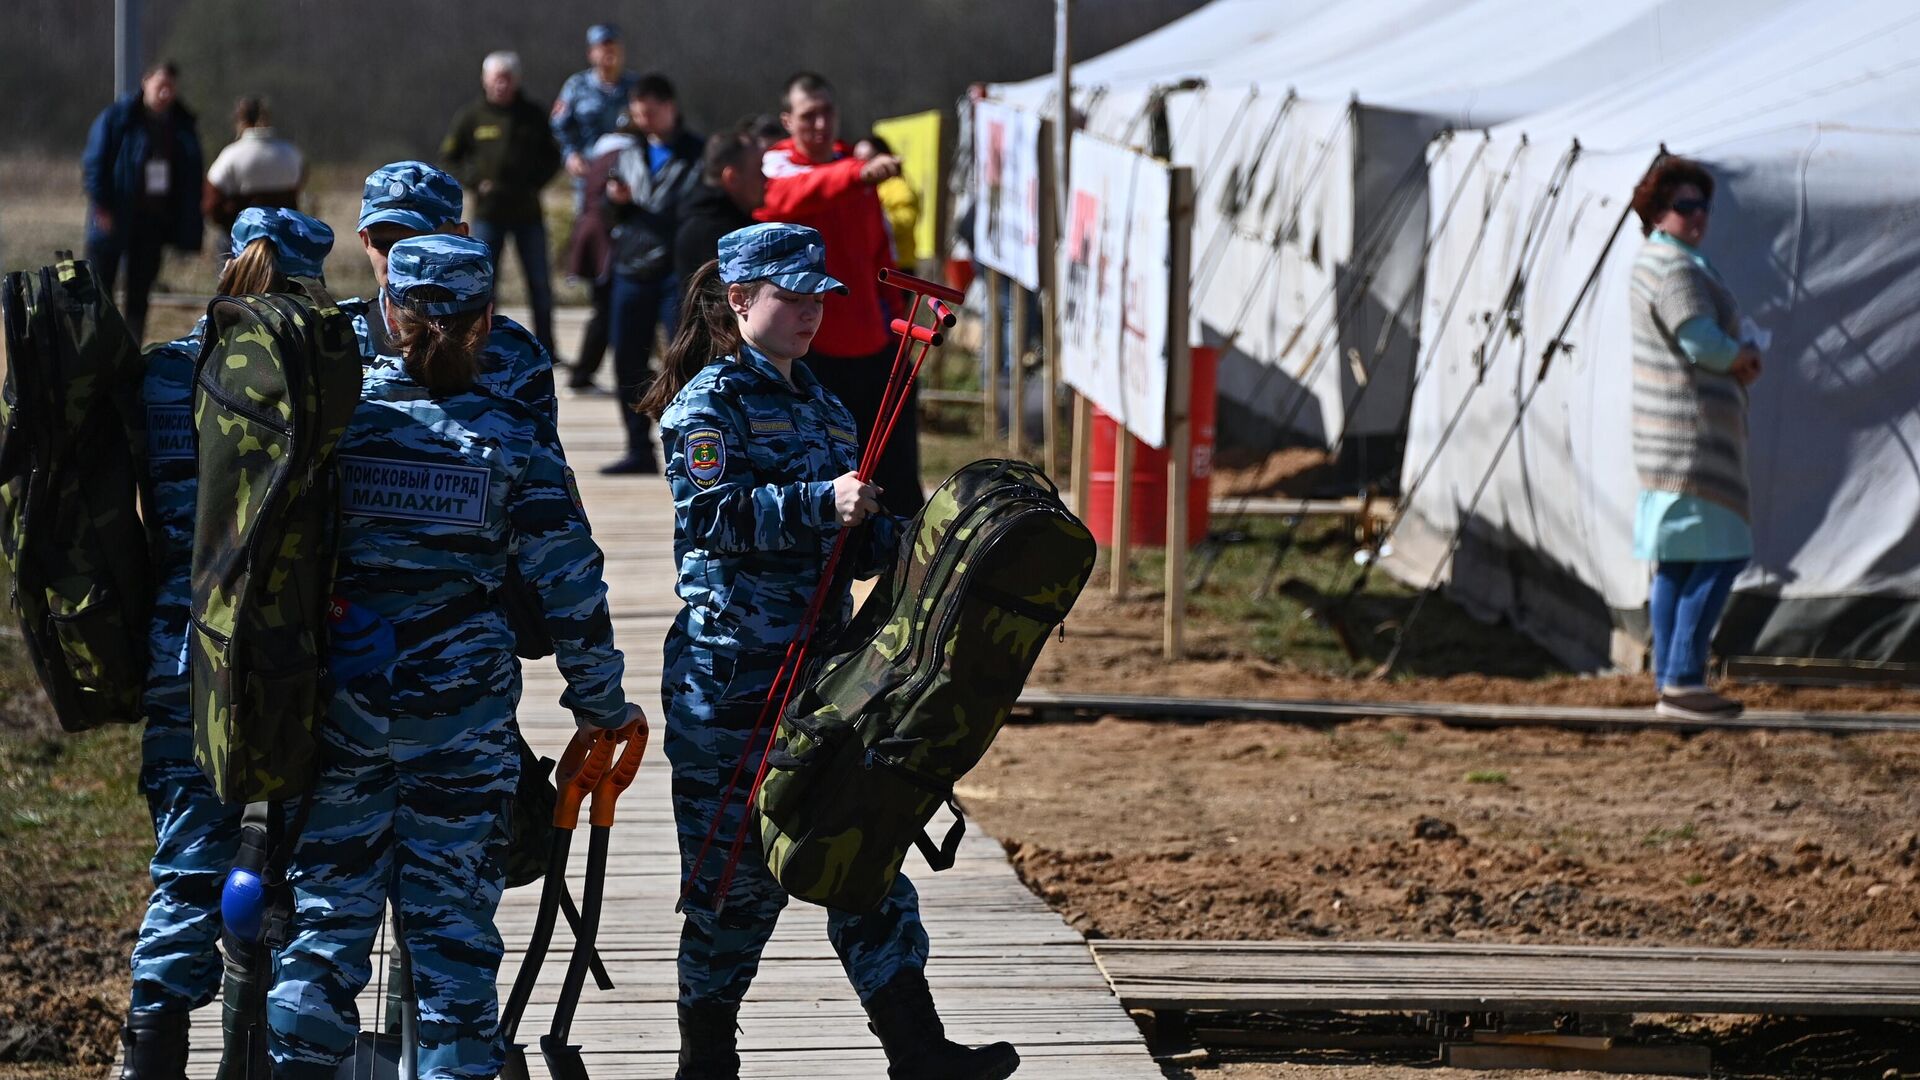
563, 466, 584, 515
686, 428, 726, 489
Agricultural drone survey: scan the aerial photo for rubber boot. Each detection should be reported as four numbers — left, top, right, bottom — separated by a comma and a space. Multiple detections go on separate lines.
863, 968, 1020, 1080
118, 1010, 190, 1080
676, 1001, 741, 1080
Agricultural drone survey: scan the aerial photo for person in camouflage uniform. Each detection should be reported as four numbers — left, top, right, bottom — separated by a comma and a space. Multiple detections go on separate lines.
265, 235, 636, 1080
552, 23, 639, 209
341, 160, 557, 420
119, 206, 334, 1080
644, 223, 1018, 1080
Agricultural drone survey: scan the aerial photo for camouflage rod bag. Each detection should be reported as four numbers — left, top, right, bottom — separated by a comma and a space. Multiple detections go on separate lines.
0, 257, 152, 732
755, 459, 1096, 912
190, 278, 360, 803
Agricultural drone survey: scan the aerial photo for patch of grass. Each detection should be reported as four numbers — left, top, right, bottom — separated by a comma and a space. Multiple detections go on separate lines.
1464, 769, 1509, 785
1643, 823, 1700, 847
1383, 730, 1409, 747
1684, 872, 1709, 887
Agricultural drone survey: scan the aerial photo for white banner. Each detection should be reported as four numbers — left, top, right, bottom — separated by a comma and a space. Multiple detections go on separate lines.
1059, 132, 1173, 448
971, 99, 1044, 290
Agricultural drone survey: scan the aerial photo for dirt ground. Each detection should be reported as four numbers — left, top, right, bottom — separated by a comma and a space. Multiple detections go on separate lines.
965, 590, 1920, 1077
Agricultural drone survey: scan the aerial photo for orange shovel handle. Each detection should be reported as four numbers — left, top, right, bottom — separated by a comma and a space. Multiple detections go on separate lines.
553, 728, 619, 830
589, 712, 649, 828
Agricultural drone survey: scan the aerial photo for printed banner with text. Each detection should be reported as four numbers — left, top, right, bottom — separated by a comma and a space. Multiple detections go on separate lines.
971, 99, 1044, 290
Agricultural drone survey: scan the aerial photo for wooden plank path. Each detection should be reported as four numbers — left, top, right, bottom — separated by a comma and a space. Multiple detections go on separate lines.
1092, 939, 1920, 1017
189, 313, 1159, 1077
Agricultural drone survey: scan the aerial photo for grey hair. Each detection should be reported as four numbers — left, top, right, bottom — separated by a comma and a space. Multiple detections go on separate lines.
482, 51, 520, 78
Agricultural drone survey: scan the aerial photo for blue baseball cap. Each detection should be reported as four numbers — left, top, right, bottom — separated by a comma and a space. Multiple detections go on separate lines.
717, 223, 848, 295
357, 161, 463, 233
229, 207, 333, 278
384, 235, 494, 317
587, 23, 620, 45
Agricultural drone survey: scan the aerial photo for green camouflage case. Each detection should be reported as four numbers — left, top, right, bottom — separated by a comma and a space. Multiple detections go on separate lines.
190, 279, 361, 803
755, 459, 1095, 911
0, 258, 152, 732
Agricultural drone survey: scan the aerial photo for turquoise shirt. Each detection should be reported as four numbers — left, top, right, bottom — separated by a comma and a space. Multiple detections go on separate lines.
1634, 231, 1752, 562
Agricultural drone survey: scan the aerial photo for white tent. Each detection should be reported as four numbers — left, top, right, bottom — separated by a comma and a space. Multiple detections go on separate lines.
993, 0, 1791, 480
1397, 0, 1920, 667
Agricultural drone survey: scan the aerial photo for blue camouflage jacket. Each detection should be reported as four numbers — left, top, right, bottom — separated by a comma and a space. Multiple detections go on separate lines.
335, 363, 625, 727
139, 320, 206, 698
661, 346, 901, 658
343, 298, 557, 422
551, 69, 639, 165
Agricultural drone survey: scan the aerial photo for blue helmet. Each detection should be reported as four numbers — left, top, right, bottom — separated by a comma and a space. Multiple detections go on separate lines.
717, 223, 848, 296
358, 161, 463, 233
384, 235, 493, 317
229, 207, 334, 278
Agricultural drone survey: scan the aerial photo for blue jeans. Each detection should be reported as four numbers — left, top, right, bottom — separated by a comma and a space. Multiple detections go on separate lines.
1649, 559, 1746, 688
609, 273, 679, 460
471, 219, 555, 358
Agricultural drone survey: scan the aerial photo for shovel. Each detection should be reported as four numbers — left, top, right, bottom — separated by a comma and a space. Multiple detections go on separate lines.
541, 716, 649, 1080
499, 724, 623, 1080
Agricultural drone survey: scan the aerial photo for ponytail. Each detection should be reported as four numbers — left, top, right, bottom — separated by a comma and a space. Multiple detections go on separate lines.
388, 286, 488, 396
215, 238, 287, 297
639, 259, 741, 418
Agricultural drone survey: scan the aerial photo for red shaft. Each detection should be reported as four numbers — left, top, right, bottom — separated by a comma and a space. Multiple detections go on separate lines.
890, 318, 943, 346
878, 267, 965, 303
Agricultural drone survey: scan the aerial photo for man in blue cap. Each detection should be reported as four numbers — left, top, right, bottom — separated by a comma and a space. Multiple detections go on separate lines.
552, 24, 639, 209
342, 160, 556, 420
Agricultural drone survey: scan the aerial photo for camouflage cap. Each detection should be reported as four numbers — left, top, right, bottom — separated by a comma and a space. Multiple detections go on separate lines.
357, 161, 463, 233
587, 23, 620, 44
384, 235, 494, 316
717, 223, 848, 296
229, 207, 334, 278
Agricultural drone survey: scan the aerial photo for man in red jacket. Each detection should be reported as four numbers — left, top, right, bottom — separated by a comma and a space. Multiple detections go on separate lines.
757, 71, 923, 516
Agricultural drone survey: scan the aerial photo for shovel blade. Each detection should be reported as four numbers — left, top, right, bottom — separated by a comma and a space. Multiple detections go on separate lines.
540, 1034, 592, 1080
499, 1044, 535, 1080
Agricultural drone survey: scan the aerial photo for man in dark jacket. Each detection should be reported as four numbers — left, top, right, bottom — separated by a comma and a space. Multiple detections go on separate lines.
442, 50, 564, 357
82, 60, 204, 343
672, 128, 764, 283
600, 73, 702, 474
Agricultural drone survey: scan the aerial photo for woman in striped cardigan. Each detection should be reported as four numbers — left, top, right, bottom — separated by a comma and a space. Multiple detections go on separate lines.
1628, 158, 1764, 721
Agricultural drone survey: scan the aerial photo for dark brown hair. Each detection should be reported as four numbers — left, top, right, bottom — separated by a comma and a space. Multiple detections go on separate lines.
1631, 157, 1715, 236
215, 238, 287, 297
233, 95, 267, 128
639, 260, 744, 418
702, 129, 758, 184
388, 287, 487, 396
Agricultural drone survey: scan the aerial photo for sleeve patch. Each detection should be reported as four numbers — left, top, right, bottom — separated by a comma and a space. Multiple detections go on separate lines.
564, 466, 584, 514
686, 428, 726, 489
749, 418, 796, 434
826, 425, 860, 445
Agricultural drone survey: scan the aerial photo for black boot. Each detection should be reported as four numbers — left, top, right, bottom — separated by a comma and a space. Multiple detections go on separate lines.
676, 1001, 741, 1080
864, 969, 1020, 1080
118, 1009, 190, 1080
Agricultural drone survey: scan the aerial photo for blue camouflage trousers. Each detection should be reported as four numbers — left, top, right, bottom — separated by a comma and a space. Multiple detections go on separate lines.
131, 679, 243, 1014
665, 634, 931, 1008
267, 653, 520, 1080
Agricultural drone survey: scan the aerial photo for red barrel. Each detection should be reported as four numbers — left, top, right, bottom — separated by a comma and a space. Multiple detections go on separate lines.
1087, 345, 1216, 548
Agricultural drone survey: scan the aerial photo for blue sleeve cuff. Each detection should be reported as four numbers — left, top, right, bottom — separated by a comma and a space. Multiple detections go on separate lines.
1676, 315, 1740, 372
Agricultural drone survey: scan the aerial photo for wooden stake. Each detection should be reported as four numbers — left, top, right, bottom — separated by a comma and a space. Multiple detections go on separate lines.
1010, 285, 1029, 459
1164, 166, 1195, 660
1071, 392, 1092, 519
1112, 425, 1132, 599
983, 269, 1002, 441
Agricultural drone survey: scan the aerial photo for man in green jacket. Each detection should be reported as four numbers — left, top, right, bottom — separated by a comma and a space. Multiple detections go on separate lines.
442, 50, 563, 357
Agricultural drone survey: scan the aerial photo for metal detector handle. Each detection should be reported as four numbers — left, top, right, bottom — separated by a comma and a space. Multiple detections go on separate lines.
878, 267, 965, 304
553, 727, 619, 830
589, 711, 649, 828
927, 298, 958, 327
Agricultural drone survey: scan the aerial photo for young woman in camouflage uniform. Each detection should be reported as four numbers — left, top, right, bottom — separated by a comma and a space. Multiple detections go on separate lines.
119, 206, 335, 1080
264, 235, 638, 1080
643, 222, 1019, 1080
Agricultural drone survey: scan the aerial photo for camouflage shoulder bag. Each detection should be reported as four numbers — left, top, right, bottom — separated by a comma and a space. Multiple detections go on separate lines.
754, 459, 1097, 912
0, 256, 152, 732
190, 277, 361, 803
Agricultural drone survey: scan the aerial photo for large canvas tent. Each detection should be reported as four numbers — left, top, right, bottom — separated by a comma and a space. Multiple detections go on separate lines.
993, 0, 1791, 481
1395, 0, 1920, 668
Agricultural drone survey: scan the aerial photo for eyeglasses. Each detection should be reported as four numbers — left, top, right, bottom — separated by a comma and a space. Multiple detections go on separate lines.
1671, 197, 1712, 217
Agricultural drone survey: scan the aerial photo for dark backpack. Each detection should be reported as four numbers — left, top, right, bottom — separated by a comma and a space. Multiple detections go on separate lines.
0, 256, 152, 732
190, 278, 361, 803
754, 459, 1095, 912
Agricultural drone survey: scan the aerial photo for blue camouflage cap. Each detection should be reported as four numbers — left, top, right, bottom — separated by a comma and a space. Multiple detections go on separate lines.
229, 206, 333, 278
717, 223, 848, 296
357, 160, 463, 233
384, 235, 494, 317
587, 23, 620, 45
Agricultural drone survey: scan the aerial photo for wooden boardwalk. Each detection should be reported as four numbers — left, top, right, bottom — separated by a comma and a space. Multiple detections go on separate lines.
188, 317, 1159, 1077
